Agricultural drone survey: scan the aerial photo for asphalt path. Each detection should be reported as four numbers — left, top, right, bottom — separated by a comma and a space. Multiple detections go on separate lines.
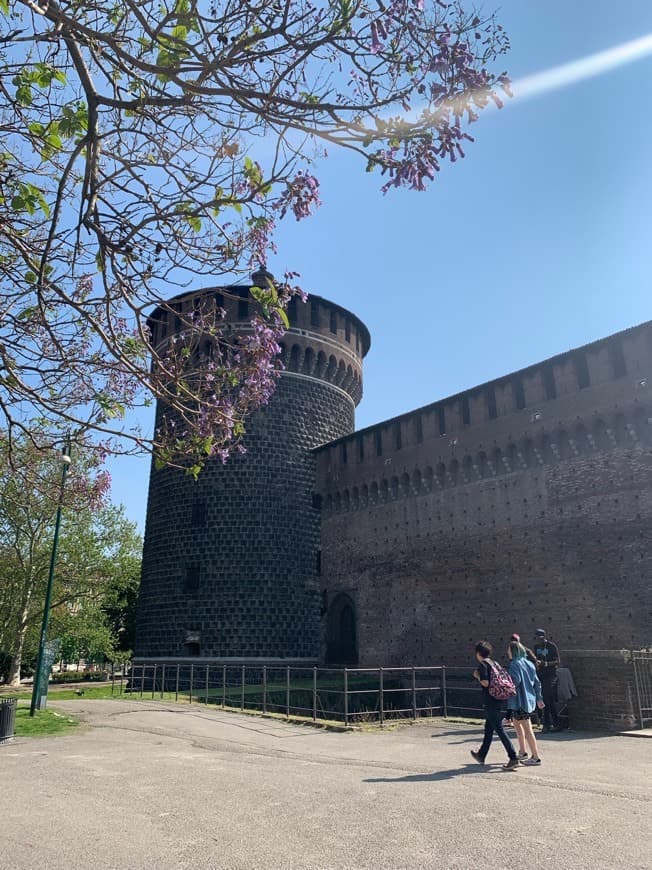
1, 699, 650, 869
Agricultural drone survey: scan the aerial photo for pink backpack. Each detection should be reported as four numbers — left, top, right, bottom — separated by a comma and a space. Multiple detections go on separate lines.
487, 660, 516, 700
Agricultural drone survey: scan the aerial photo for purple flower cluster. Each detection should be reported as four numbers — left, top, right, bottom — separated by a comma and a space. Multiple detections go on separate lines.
276, 172, 321, 221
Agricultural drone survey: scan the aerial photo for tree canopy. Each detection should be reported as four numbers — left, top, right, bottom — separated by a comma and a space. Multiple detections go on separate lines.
1, 0, 510, 468
0, 433, 141, 684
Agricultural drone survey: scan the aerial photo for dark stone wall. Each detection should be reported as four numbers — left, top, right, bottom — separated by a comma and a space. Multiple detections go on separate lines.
317, 322, 652, 667
136, 287, 367, 660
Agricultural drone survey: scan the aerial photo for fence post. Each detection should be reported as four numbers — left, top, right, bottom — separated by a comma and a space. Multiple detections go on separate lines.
111, 664, 115, 696
411, 667, 417, 721
379, 668, 384, 727
189, 664, 193, 704
263, 666, 267, 714
312, 666, 317, 722
151, 664, 157, 699
632, 651, 644, 730
119, 668, 124, 696
175, 664, 179, 703
344, 668, 349, 727
222, 665, 226, 709
161, 664, 166, 700
140, 664, 145, 697
286, 666, 290, 719
205, 664, 209, 706
442, 666, 447, 719
241, 665, 246, 712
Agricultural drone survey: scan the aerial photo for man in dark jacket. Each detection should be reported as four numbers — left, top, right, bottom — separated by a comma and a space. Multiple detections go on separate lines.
533, 628, 561, 732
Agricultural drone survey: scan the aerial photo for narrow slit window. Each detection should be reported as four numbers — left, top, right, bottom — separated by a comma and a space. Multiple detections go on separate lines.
375, 429, 383, 457
394, 423, 402, 450
437, 406, 446, 436
461, 396, 470, 426
543, 365, 557, 400
574, 353, 590, 389
330, 310, 337, 334
184, 564, 200, 593
608, 341, 627, 378
191, 500, 207, 526
487, 386, 497, 420
513, 378, 526, 410
414, 414, 423, 444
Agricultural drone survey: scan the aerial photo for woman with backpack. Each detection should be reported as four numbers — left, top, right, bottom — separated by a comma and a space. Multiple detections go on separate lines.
506, 640, 545, 766
470, 640, 520, 771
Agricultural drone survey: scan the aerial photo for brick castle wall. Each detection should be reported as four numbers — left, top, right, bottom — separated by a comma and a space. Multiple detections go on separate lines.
316, 322, 652, 667
563, 650, 640, 731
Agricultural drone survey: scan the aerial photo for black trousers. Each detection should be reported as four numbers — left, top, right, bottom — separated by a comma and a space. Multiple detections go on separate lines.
479, 707, 516, 760
540, 676, 559, 728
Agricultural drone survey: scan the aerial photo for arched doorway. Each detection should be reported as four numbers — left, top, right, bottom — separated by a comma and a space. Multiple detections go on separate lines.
326, 593, 358, 666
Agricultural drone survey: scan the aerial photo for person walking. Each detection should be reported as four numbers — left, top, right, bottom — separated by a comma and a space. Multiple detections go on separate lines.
533, 628, 561, 732
506, 640, 545, 766
470, 640, 519, 771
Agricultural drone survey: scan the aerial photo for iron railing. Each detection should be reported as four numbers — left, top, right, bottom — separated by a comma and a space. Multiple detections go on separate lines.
633, 651, 652, 729
112, 661, 485, 725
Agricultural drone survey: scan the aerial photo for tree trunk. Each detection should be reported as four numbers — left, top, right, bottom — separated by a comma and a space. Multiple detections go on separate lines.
7, 641, 23, 687
7, 610, 30, 687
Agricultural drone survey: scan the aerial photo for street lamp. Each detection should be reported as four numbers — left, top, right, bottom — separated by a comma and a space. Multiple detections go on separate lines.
29, 436, 72, 716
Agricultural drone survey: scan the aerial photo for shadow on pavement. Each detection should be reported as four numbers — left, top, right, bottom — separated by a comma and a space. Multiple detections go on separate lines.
364, 763, 509, 783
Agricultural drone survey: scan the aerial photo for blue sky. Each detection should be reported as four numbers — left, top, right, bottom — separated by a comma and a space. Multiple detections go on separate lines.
109, 0, 652, 531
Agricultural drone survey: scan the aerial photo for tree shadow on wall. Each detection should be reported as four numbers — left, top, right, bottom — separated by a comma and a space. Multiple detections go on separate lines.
364, 763, 508, 784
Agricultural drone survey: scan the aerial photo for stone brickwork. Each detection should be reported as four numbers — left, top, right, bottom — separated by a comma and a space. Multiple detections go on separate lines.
136, 284, 369, 660
563, 650, 640, 731
316, 322, 652, 668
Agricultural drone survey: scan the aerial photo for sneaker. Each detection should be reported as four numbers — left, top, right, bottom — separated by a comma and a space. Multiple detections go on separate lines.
470, 750, 486, 764
517, 751, 528, 760
502, 757, 520, 771
521, 757, 542, 766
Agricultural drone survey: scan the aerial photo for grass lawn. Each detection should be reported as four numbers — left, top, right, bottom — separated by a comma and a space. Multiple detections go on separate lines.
14, 706, 79, 737
1, 683, 119, 702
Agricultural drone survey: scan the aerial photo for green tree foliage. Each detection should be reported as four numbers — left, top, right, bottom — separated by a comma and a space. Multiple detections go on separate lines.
0, 434, 141, 684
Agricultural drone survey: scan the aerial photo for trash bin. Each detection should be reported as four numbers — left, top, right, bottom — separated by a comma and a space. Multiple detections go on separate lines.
0, 697, 17, 743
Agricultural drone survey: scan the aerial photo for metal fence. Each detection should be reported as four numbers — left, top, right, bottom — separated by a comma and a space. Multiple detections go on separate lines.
633, 651, 652, 729
113, 662, 484, 725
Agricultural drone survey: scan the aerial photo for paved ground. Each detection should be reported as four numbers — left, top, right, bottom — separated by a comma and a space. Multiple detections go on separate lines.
1, 700, 650, 870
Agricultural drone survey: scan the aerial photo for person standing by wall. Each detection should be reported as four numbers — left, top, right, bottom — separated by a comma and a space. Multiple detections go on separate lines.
470, 640, 519, 771
533, 628, 561, 732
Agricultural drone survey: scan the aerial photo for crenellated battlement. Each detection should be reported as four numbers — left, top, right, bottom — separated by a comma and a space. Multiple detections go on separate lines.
315, 320, 652, 500
146, 280, 370, 405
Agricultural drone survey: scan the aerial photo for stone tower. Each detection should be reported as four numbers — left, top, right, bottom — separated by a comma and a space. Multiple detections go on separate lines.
135, 275, 370, 662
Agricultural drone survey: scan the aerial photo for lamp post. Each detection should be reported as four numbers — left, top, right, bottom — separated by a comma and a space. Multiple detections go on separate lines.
30, 436, 72, 716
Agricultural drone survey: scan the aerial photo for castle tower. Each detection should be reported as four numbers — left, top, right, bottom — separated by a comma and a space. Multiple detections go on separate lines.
135, 275, 370, 662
